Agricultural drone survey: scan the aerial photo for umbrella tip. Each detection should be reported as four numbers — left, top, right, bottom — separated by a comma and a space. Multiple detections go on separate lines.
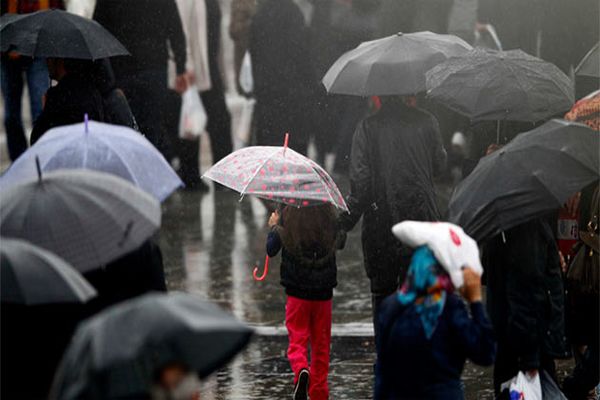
84, 113, 89, 134
283, 132, 290, 155
35, 156, 42, 182
396, 32, 403, 36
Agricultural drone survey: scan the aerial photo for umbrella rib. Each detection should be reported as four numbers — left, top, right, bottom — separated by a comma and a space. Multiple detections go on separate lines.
238, 147, 280, 197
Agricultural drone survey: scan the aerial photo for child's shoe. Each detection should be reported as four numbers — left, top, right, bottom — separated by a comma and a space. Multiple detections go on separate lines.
293, 368, 309, 400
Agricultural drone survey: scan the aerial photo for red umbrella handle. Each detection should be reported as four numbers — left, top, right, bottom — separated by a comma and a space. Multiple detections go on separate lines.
253, 255, 269, 281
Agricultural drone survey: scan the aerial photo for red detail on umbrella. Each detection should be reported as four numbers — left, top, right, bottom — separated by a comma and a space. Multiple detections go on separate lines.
283, 133, 290, 155
253, 255, 269, 281
302, 200, 309, 206
290, 198, 296, 204
449, 228, 462, 246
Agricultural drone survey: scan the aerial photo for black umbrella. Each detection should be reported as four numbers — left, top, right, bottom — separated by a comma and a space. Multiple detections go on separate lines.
426, 49, 574, 123
575, 42, 599, 78
0, 9, 129, 60
0, 166, 161, 272
447, 119, 599, 242
322, 31, 472, 96
50, 292, 253, 400
1, 237, 96, 305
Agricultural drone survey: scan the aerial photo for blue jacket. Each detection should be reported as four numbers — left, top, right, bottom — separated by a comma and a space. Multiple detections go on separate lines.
375, 293, 496, 399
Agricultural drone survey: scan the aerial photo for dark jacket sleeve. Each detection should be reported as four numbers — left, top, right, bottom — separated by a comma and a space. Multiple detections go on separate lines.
165, 0, 187, 75
430, 117, 447, 178
339, 121, 372, 232
266, 228, 282, 257
450, 299, 496, 366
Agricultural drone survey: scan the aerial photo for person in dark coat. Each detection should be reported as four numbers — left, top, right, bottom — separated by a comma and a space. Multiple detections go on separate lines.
375, 247, 495, 399
482, 218, 570, 395
93, 0, 188, 160
249, 0, 315, 154
266, 204, 345, 400
30, 58, 105, 144
339, 96, 447, 340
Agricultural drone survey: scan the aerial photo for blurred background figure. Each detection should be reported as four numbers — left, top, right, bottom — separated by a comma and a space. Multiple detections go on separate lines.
0, 0, 63, 161
174, 0, 233, 191
93, 0, 188, 160
249, 0, 314, 154
229, 0, 256, 96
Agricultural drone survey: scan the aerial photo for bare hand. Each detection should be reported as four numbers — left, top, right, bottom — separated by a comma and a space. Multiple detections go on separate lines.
186, 71, 196, 85
268, 211, 280, 228
8, 51, 20, 60
175, 74, 188, 94
558, 251, 567, 274
526, 369, 538, 378
460, 267, 482, 303
475, 22, 487, 32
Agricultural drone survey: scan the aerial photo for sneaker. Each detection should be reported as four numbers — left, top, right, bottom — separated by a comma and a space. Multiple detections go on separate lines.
293, 368, 309, 400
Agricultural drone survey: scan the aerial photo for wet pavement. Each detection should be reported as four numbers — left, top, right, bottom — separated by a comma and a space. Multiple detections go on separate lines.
158, 184, 505, 400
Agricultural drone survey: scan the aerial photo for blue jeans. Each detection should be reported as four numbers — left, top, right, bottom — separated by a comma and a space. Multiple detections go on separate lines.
1, 56, 49, 161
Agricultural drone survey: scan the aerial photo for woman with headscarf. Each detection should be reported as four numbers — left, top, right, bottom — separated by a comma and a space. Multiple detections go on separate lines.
374, 223, 496, 399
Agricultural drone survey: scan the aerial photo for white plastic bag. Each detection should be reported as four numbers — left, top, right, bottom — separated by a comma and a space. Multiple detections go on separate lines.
179, 85, 207, 140
501, 372, 542, 400
239, 51, 253, 94
391, 221, 483, 288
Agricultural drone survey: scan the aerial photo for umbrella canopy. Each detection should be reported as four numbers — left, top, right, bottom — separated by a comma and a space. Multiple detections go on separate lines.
447, 119, 599, 241
0, 168, 161, 272
322, 31, 472, 96
0, 9, 129, 60
564, 90, 600, 130
575, 42, 599, 78
426, 49, 575, 122
0, 120, 183, 202
1, 238, 97, 305
51, 292, 253, 400
202, 139, 348, 212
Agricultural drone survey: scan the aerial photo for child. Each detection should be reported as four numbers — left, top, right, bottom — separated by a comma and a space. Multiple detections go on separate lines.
266, 204, 345, 400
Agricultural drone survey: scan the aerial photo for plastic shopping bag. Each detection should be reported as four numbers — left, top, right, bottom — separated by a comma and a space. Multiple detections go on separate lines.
179, 85, 207, 140
239, 51, 253, 94
540, 370, 567, 400
501, 371, 542, 400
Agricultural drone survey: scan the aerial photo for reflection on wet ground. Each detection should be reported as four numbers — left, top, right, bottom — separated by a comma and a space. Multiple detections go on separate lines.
158, 186, 570, 400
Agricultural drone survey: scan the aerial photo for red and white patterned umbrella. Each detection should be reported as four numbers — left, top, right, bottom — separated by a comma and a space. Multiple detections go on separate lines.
202, 135, 348, 212
202, 135, 348, 281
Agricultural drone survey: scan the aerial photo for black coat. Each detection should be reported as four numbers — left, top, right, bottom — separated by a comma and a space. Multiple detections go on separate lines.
339, 102, 447, 295
249, 0, 315, 151
93, 0, 186, 76
483, 219, 570, 371
30, 73, 105, 144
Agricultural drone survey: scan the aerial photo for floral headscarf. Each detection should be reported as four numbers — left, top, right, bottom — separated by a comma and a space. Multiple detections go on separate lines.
397, 246, 454, 339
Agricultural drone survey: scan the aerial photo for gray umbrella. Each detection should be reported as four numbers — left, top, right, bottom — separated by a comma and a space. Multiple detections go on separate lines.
322, 31, 472, 96
447, 119, 599, 242
50, 292, 254, 400
0, 167, 161, 272
426, 49, 575, 122
575, 42, 599, 78
1, 237, 97, 305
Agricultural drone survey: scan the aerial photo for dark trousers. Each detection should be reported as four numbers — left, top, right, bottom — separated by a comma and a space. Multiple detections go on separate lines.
563, 342, 600, 399
200, 85, 232, 165
1, 57, 48, 161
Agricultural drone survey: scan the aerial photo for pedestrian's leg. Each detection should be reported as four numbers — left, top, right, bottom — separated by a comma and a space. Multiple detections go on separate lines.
1, 58, 26, 161
25, 57, 49, 123
309, 299, 332, 400
200, 88, 232, 164
493, 341, 519, 396
285, 296, 311, 381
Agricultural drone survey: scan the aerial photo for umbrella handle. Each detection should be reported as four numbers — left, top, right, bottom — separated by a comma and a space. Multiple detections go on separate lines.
253, 255, 269, 281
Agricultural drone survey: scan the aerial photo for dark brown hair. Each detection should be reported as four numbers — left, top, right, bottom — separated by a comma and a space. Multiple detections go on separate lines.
280, 204, 338, 252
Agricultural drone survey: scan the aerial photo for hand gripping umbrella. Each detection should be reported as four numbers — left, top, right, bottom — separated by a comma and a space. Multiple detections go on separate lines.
202, 134, 348, 280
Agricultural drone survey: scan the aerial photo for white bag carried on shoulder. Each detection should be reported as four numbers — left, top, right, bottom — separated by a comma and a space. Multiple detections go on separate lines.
501, 371, 542, 400
179, 85, 207, 140
239, 51, 254, 94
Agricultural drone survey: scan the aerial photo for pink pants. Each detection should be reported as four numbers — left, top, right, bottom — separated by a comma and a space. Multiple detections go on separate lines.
285, 295, 332, 400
